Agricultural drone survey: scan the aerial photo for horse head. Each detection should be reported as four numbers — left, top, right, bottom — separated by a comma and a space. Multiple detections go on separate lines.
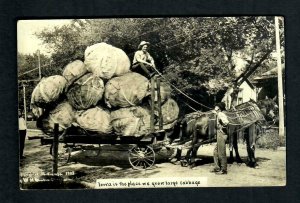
257, 98, 279, 124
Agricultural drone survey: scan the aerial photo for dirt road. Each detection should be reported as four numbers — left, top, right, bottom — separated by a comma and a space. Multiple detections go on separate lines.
20, 130, 286, 189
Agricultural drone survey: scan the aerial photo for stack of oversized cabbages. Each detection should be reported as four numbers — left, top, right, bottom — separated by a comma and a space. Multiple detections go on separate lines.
31, 43, 179, 137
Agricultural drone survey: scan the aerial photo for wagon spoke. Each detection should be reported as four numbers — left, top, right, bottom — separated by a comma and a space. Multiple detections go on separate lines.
130, 154, 141, 158
144, 157, 155, 163
131, 158, 140, 164
143, 158, 153, 166
145, 155, 155, 159
145, 151, 154, 156
135, 160, 141, 167
133, 148, 140, 154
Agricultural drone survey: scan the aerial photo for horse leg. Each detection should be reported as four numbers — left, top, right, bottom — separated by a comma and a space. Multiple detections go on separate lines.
228, 150, 234, 164
181, 147, 192, 167
170, 146, 182, 163
233, 132, 243, 163
170, 122, 183, 163
249, 124, 258, 168
245, 130, 252, 166
245, 125, 258, 168
175, 146, 182, 161
228, 126, 235, 164
183, 141, 198, 168
185, 124, 199, 167
189, 146, 200, 169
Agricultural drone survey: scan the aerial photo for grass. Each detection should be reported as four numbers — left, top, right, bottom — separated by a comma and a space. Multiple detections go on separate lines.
256, 128, 285, 150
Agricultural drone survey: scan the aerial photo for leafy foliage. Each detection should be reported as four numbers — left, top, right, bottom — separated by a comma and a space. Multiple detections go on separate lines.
19, 17, 284, 113
18, 53, 51, 112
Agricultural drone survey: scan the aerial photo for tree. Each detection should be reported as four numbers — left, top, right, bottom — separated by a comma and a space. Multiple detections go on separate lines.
34, 17, 282, 112
18, 52, 51, 80
18, 52, 51, 113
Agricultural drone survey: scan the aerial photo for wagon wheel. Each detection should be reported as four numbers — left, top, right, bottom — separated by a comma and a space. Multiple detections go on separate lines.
128, 145, 155, 170
57, 144, 72, 164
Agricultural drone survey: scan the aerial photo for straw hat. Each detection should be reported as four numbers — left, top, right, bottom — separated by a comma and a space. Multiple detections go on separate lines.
138, 41, 150, 50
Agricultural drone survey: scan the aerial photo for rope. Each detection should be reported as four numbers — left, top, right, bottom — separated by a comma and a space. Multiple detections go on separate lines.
81, 76, 94, 86
182, 101, 198, 112
151, 66, 213, 110
120, 88, 135, 106
227, 121, 257, 134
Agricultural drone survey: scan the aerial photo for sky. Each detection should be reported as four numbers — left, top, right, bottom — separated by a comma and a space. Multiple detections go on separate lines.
17, 20, 71, 55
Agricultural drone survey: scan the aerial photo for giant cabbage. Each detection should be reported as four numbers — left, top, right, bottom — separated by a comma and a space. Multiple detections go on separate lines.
62, 60, 87, 89
74, 106, 112, 135
111, 107, 151, 137
31, 75, 67, 108
104, 72, 150, 108
84, 43, 131, 79
36, 101, 75, 134
66, 73, 104, 110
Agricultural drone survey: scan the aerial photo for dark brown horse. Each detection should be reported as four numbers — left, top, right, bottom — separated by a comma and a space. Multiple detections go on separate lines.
257, 98, 279, 125
170, 100, 269, 168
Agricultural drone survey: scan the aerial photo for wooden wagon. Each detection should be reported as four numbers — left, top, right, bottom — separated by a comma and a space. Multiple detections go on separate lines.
38, 75, 176, 170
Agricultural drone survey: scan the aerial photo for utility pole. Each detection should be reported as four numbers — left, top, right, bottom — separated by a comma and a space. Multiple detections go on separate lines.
37, 49, 41, 80
22, 82, 27, 122
275, 16, 285, 140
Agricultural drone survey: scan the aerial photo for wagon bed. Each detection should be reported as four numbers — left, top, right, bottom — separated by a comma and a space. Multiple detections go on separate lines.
41, 127, 170, 170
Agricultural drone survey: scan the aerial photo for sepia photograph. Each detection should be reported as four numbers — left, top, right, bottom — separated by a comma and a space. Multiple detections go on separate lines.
17, 17, 286, 189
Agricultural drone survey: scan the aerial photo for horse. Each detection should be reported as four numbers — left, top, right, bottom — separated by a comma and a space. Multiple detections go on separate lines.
257, 98, 279, 125
170, 100, 271, 168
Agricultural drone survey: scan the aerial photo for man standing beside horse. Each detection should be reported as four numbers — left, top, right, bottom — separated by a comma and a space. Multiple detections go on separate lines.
211, 102, 229, 175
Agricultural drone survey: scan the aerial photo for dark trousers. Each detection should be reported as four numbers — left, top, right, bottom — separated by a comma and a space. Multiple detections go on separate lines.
213, 131, 228, 171
132, 63, 154, 78
19, 130, 26, 157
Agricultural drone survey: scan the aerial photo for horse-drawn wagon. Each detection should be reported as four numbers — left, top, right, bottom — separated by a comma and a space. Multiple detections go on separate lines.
37, 75, 176, 170
37, 92, 276, 171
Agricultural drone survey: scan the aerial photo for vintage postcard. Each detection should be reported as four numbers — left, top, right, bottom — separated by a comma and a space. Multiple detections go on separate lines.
18, 17, 285, 189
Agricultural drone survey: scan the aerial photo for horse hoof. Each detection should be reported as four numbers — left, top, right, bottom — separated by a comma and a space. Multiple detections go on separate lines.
247, 162, 259, 168
235, 158, 243, 164
169, 158, 178, 162
189, 163, 196, 169
170, 158, 181, 165
180, 160, 188, 167
253, 163, 260, 169
171, 161, 181, 165
228, 159, 234, 164
236, 159, 243, 164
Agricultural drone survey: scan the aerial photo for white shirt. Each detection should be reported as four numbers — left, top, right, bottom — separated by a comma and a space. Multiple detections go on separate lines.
212, 110, 229, 127
217, 111, 229, 126
19, 117, 27, 130
133, 50, 154, 64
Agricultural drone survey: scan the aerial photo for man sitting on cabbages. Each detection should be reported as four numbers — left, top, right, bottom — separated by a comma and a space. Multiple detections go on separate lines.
132, 41, 156, 78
